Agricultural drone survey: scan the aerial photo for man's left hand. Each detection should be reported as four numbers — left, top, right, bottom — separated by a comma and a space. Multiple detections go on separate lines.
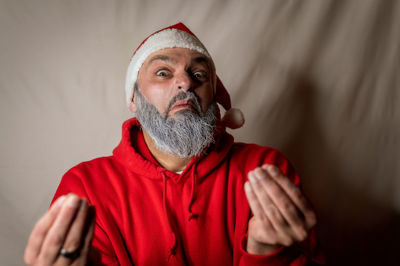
244, 164, 317, 255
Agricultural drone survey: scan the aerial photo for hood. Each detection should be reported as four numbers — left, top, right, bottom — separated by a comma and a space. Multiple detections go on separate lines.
113, 117, 234, 184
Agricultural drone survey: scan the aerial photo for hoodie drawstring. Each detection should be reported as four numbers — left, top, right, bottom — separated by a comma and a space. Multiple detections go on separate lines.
162, 164, 199, 261
162, 172, 177, 261
187, 164, 198, 221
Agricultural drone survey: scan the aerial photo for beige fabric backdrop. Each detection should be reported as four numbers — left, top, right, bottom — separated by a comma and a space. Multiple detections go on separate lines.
1, 0, 399, 265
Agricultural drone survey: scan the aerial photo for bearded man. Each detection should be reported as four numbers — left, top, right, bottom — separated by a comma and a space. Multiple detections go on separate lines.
24, 23, 324, 265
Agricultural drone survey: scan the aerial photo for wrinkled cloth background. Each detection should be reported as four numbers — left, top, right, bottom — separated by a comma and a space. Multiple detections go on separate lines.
0, 0, 399, 265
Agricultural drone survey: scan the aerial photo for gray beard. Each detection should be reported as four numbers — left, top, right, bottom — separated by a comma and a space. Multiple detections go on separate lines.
134, 84, 217, 158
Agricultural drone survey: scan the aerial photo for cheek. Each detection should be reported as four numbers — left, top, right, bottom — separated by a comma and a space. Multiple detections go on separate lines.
140, 83, 173, 113
197, 85, 214, 111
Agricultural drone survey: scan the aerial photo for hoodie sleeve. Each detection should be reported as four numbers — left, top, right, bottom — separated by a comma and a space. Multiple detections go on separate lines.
51, 165, 120, 266
238, 230, 324, 265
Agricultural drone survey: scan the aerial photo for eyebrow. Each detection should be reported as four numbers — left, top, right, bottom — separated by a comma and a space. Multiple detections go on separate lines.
192, 56, 210, 66
147, 55, 177, 66
146, 54, 211, 69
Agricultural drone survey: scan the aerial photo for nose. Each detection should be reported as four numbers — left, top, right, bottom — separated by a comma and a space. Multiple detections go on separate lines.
175, 72, 192, 91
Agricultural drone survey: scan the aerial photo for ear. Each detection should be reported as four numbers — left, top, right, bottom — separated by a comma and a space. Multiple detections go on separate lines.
128, 96, 137, 113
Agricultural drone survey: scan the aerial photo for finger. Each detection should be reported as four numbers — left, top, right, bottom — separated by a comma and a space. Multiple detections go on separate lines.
263, 164, 317, 230
248, 169, 288, 235
56, 205, 95, 266
77, 206, 96, 264
24, 195, 67, 265
55, 199, 89, 264
257, 166, 309, 240
244, 181, 266, 220
37, 194, 82, 264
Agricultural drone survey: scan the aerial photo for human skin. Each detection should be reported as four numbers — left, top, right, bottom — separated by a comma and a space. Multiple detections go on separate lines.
129, 47, 215, 172
24, 194, 95, 266
24, 48, 317, 264
244, 164, 317, 254
129, 47, 215, 115
130, 47, 317, 255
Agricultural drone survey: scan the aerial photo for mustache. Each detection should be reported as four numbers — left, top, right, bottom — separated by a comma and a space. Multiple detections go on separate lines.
165, 92, 202, 116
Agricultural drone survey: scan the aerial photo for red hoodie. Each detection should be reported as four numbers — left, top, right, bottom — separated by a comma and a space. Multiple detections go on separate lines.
53, 118, 323, 265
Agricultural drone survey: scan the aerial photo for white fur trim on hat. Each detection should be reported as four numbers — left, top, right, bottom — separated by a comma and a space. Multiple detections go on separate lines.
125, 29, 210, 105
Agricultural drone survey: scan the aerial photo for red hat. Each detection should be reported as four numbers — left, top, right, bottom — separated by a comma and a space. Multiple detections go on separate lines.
125, 22, 244, 129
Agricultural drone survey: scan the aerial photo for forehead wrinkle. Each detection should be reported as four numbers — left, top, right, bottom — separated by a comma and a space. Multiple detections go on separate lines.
147, 54, 177, 66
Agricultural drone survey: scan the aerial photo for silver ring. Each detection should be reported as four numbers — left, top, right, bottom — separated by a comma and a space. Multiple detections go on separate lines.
59, 247, 80, 259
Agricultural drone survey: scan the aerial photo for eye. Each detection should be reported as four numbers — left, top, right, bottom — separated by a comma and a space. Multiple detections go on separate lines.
193, 71, 208, 81
156, 69, 170, 78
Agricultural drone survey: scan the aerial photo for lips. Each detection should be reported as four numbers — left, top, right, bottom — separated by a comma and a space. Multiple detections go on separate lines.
170, 99, 198, 113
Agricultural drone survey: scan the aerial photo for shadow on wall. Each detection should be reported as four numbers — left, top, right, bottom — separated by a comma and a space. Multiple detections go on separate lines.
257, 76, 400, 265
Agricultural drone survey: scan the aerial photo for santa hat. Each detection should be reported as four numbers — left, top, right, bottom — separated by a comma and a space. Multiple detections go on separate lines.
125, 22, 244, 129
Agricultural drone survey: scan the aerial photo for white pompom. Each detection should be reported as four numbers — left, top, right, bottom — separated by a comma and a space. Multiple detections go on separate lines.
222, 108, 245, 129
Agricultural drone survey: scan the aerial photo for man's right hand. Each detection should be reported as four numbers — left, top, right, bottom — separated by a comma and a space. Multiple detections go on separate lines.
24, 193, 95, 266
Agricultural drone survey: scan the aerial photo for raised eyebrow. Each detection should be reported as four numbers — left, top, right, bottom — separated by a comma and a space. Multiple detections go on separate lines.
147, 55, 177, 66
192, 56, 210, 67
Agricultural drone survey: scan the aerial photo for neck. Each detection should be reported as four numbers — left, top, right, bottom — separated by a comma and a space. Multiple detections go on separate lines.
142, 129, 192, 172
